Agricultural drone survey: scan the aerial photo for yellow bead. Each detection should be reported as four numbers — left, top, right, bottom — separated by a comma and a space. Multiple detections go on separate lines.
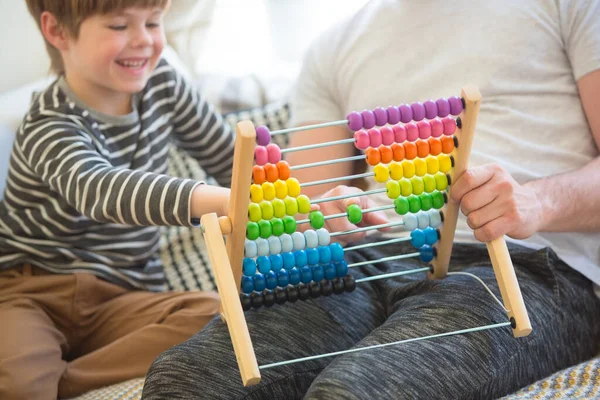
435, 172, 449, 191
399, 178, 412, 196
272, 198, 286, 218
260, 200, 274, 220
438, 154, 452, 173
386, 180, 400, 199
414, 158, 427, 177
373, 164, 389, 183
262, 182, 276, 201
274, 180, 288, 199
284, 196, 298, 216
297, 194, 311, 214
401, 160, 415, 178
287, 178, 301, 197
248, 202, 262, 222
410, 176, 424, 195
389, 162, 403, 180
426, 156, 439, 175
423, 175, 436, 193
250, 184, 263, 203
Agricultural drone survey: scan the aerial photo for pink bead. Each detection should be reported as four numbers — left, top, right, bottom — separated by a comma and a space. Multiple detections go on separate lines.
430, 119, 443, 137
405, 122, 419, 142
417, 121, 431, 139
442, 117, 457, 135
380, 126, 394, 146
368, 128, 382, 147
254, 146, 268, 165
393, 125, 407, 143
354, 130, 370, 150
266, 143, 281, 164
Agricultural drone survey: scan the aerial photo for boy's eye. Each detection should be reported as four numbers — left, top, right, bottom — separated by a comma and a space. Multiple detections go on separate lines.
109, 25, 127, 31
146, 22, 160, 28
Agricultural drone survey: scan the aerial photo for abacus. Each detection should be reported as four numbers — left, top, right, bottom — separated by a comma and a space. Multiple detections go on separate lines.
200, 85, 532, 386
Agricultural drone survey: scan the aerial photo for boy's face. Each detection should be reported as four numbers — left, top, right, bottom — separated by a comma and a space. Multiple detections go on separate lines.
63, 6, 166, 97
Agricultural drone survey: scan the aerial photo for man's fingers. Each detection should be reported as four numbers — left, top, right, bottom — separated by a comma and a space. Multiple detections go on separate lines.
460, 184, 498, 216
450, 165, 496, 203
466, 198, 508, 230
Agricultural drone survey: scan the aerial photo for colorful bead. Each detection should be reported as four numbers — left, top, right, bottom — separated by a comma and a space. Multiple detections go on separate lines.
244, 240, 258, 258
306, 248, 320, 265
265, 270, 278, 289
241, 276, 254, 294
317, 228, 330, 246
319, 246, 332, 264
243, 257, 257, 276
297, 195, 311, 214
426, 156, 440, 174
346, 203, 363, 224
405, 123, 419, 142
393, 124, 407, 143
289, 267, 301, 285
429, 210, 443, 227
399, 104, 413, 123
272, 198, 286, 218
277, 161, 291, 180
283, 215, 296, 234
389, 162, 403, 180
270, 218, 284, 236
381, 126, 394, 146
262, 182, 276, 201
246, 221, 260, 240
252, 165, 266, 184
391, 143, 405, 162
379, 145, 393, 164
431, 191, 446, 209
309, 211, 325, 229
268, 236, 282, 254
436, 98, 450, 118
386, 180, 401, 199
419, 193, 433, 211
347, 111, 363, 131
270, 253, 283, 271
254, 146, 268, 165
387, 106, 401, 124
253, 273, 266, 292
284, 196, 298, 216
280, 234, 294, 253
423, 100, 438, 119
256, 238, 269, 256
330, 242, 344, 261
361, 110, 376, 129
368, 128, 382, 148
417, 211, 430, 229
373, 107, 388, 126
414, 158, 427, 177
312, 265, 325, 281
292, 231, 306, 250
417, 120, 431, 139
401, 160, 415, 178
416, 140, 430, 158
277, 269, 290, 287
248, 202, 261, 222
419, 245, 435, 262
260, 200, 274, 220
443, 117, 457, 135
424, 226, 439, 245
410, 176, 424, 195
403, 213, 418, 231
430, 118, 443, 137
335, 261, 349, 278
411, 102, 426, 121
354, 130, 370, 150
410, 229, 426, 248
250, 184, 263, 203
423, 175, 436, 193
267, 143, 281, 164
441, 136, 455, 154
294, 250, 308, 268
304, 229, 319, 248
404, 142, 417, 160
374, 164, 389, 183
324, 262, 336, 280
438, 154, 452, 173
408, 195, 421, 213
256, 126, 271, 146
399, 178, 413, 196
273, 180, 288, 199
257, 256, 271, 274
428, 137, 442, 156
300, 266, 313, 283
264, 164, 278, 183
282, 251, 295, 269
258, 219, 272, 239
448, 96, 463, 115
287, 178, 301, 197
394, 197, 410, 215
365, 147, 381, 166
435, 172, 449, 191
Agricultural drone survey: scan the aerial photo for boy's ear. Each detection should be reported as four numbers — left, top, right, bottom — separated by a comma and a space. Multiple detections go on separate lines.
40, 11, 70, 51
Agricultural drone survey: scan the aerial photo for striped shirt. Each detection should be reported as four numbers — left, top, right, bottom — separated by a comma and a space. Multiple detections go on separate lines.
0, 59, 234, 291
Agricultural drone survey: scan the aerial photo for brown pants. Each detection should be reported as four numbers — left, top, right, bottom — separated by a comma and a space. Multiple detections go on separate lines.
0, 264, 220, 400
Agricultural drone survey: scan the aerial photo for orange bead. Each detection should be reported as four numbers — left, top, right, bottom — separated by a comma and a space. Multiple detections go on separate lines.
252, 165, 266, 184
428, 137, 442, 156
379, 145, 393, 164
404, 141, 417, 160
391, 143, 405, 162
277, 161, 291, 180
264, 163, 279, 183
365, 147, 381, 166
441, 136, 455, 154
416, 139, 430, 158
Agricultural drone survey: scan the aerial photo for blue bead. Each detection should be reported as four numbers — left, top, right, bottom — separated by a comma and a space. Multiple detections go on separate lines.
257, 256, 271, 274
294, 250, 308, 268
410, 229, 426, 248
419, 244, 435, 263
265, 270, 278, 289
241, 275, 254, 294
300, 265, 313, 283
270, 254, 283, 271
318, 246, 331, 264
282, 252, 295, 270
330, 242, 344, 262
324, 263, 336, 280
306, 248, 319, 265
424, 227, 439, 245
242, 258, 257, 276
335, 260, 349, 277
253, 273, 266, 291
289, 267, 301, 285
311, 265, 324, 282
277, 269, 290, 287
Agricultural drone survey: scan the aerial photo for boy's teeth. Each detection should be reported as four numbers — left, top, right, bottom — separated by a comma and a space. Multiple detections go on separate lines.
118, 60, 145, 67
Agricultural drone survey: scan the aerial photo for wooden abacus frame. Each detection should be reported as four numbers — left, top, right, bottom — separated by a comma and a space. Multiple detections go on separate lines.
200, 84, 532, 386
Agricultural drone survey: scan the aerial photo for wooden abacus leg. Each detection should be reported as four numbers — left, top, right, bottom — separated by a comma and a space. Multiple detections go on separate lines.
201, 213, 261, 386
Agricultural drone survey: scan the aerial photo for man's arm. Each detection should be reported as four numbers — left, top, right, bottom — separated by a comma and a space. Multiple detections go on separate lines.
451, 69, 600, 242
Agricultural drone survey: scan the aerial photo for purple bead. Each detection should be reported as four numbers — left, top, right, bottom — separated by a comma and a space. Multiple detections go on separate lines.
410, 102, 426, 121
386, 106, 400, 124
347, 111, 363, 132
373, 107, 388, 127
399, 104, 413, 123
361, 109, 376, 129
256, 126, 271, 146
423, 100, 438, 120
436, 98, 450, 118
448, 96, 464, 115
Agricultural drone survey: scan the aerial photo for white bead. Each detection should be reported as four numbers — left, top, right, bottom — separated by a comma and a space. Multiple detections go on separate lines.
268, 236, 281, 254
291, 231, 306, 251
403, 213, 418, 231
256, 238, 270, 256
428, 210, 442, 228
316, 228, 330, 246
304, 230, 318, 248
244, 240, 257, 258
279, 233, 294, 253
417, 211, 429, 229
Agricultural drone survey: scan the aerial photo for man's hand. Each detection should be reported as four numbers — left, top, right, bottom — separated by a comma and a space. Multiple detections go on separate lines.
450, 164, 544, 242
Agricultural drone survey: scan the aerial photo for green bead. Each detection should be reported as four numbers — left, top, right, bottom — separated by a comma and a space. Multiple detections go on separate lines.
393, 197, 410, 215
431, 191, 446, 209
418, 193, 433, 211
270, 218, 284, 236
422, 175, 436, 193
346, 204, 363, 224
272, 198, 286, 218
258, 220, 272, 239
309, 211, 325, 229
410, 176, 424, 195
407, 195, 421, 213
435, 172, 449, 191
282, 215, 297, 234
246, 221, 260, 240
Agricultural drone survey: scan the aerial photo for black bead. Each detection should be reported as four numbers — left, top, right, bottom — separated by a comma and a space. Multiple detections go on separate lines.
297, 283, 310, 301
332, 278, 345, 294
453, 136, 459, 148
343, 275, 356, 292
429, 265, 435, 274
510, 317, 516, 329
450, 155, 455, 167
309, 281, 321, 298
286, 285, 299, 302
263, 289, 276, 307
440, 210, 445, 222
251, 292, 264, 309
461, 97, 466, 109
446, 173, 452, 186
275, 287, 288, 305
320, 280, 334, 296
240, 293, 252, 311
456, 117, 462, 129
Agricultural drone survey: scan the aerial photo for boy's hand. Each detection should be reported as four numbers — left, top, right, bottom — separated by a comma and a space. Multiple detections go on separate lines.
450, 164, 543, 242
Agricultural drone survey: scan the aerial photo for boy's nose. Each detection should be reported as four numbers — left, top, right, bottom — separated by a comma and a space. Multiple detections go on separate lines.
131, 28, 153, 47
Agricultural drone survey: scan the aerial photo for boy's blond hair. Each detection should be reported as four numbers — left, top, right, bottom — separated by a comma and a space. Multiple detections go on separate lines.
26, 0, 170, 74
